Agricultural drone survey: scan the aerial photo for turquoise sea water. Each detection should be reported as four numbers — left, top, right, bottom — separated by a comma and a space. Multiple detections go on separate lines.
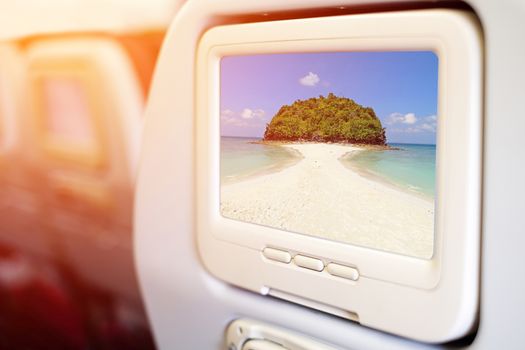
221, 137, 436, 198
220, 137, 300, 183
342, 143, 436, 198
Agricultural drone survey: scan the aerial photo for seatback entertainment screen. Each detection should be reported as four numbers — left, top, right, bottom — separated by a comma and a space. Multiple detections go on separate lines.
220, 52, 438, 259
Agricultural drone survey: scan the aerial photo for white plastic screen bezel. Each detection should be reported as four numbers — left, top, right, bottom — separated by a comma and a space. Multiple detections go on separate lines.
196, 9, 482, 342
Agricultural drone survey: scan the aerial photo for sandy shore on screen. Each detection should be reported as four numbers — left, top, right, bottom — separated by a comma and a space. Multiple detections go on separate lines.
220, 143, 434, 258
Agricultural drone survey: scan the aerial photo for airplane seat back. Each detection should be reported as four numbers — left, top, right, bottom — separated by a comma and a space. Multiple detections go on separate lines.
0, 43, 50, 257
0, 45, 21, 157
0, 44, 20, 199
23, 35, 145, 302
135, 0, 525, 349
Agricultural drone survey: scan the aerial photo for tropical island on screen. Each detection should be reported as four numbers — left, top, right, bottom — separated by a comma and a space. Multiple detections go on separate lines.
262, 93, 386, 145
220, 52, 438, 259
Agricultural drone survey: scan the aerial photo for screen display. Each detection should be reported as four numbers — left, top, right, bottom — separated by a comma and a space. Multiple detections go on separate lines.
43, 78, 96, 147
220, 52, 438, 259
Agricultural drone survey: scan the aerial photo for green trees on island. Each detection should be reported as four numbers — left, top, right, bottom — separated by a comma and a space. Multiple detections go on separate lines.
263, 93, 386, 145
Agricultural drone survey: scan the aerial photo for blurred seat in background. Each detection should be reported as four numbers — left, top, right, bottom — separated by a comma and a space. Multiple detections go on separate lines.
0, 31, 165, 349
0, 43, 49, 257
25, 34, 145, 304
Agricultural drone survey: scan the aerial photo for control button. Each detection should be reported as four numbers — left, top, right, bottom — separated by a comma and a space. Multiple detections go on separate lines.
326, 263, 359, 281
262, 247, 291, 263
293, 255, 324, 271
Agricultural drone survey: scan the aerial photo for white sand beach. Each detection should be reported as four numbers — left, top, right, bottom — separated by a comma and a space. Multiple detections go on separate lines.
220, 143, 434, 258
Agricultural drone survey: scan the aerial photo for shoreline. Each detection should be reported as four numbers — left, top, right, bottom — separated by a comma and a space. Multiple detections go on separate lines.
339, 151, 434, 203
221, 145, 303, 185
220, 142, 434, 259
229, 139, 430, 201
251, 139, 398, 151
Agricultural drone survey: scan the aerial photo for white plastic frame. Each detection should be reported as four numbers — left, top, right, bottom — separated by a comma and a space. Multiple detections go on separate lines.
196, 9, 482, 343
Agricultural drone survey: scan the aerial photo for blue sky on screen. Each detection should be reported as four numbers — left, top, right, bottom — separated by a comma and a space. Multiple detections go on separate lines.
220, 51, 438, 145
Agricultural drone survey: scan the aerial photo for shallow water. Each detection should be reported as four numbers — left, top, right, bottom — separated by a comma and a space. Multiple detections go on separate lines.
342, 143, 436, 198
221, 138, 436, 198
220, 137, 299, 183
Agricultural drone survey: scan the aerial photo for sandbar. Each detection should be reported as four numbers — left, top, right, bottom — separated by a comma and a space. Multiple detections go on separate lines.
220, 142, 434, 258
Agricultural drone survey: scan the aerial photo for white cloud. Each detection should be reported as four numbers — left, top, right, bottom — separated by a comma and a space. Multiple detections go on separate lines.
420, 123, 436, 132
221, 108, 266, 127
404, 127, 421, 133
241, 108, 266, 120
253, 109, 265, 118
386, 113, 436, 134
386, 113, 404, 125
241, 108, 254, 119
221, 109, 235, 117
221, 109, 245, 126
386, 112, 417, 125
299, 72, 320, 87
403, 113, 417, 124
